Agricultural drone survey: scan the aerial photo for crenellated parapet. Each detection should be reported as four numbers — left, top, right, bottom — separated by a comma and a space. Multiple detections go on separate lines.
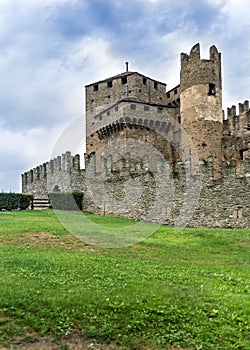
223, 100, 250, 135
180, 43, 222, 92
22, 152, 84, 197
86, 98, 176, 154
222, 100, 250, 163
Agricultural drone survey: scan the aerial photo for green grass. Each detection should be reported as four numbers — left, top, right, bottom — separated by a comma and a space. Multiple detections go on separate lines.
0, 209, 249, 349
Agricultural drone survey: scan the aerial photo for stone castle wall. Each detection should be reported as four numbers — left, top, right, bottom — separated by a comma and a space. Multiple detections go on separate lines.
223, 100, 250, 163
22, 152, 250, 228
22, 152, 84, 198
21, 43, 250, 228
84, 152, 250, 228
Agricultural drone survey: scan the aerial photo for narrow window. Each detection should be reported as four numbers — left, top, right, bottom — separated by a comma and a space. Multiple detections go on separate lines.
208, 83, 216, 95
107, 80, 112, 88
154, 82, 158, 89
167, 92, 171, 98
121, 76, 127, 84
130, 104, 136, 110
144, 106, 150, 111
143, 77, 147, 85
240, 149, 247, 160
174, 89, 178, 95
93, 84, 99, 92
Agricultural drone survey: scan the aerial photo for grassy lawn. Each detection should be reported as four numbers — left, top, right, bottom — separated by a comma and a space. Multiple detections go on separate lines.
0, 210, 249, 349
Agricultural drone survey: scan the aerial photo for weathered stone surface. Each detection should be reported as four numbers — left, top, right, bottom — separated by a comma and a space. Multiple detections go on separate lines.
22, 43, 250, 229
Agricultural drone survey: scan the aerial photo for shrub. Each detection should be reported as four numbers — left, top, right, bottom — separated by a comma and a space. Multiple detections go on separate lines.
48, 192, 83, 211
0, 193, 33, 210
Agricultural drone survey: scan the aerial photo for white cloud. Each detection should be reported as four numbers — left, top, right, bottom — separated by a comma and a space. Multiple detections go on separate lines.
0, 0, 250, 191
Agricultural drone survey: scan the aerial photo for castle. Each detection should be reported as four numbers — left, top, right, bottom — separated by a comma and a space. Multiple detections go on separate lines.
22, 43, 250, 228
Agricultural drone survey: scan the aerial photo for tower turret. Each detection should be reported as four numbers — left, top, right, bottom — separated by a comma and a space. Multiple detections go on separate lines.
180, 43, 223, 179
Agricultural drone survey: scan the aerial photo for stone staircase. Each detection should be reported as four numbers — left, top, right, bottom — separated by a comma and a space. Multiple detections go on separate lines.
33, 197, 50, 210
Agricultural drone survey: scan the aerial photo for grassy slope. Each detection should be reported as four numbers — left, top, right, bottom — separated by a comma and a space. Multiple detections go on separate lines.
0, 210, 249, 349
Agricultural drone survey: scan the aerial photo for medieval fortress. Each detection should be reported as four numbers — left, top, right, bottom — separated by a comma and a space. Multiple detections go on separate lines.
22, 44, 250, 228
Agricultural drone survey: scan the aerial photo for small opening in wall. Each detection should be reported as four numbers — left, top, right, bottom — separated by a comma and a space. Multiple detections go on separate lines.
202, 142, 207, 147
167, 92, 170, 99
121, 76, 127, 84
240, 149, 247, 160
234, 208, 243, 219
174, 89, 178, 95
143, 77, 147, 85
90, 144, 93, 147
107, 80, 112, 88
154, 82, 158, 90
93, 84, 99, 92
99, 115, 102, 121
178, 115, 181, 124
139, 89, 142, 93
157, 107, 163, 113
208, 83, 216, 95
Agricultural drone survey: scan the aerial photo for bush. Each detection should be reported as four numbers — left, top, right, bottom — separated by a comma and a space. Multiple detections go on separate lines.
48, 192, 83, 211
0, 193, 33, 210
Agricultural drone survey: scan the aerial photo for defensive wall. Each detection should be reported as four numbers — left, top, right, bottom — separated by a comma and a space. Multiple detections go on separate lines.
22, 151, 250, 228
22, 152, 84, 198
21, 43, 250, 228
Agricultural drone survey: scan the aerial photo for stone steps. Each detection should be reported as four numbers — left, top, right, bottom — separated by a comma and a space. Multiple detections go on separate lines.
33, 198, 50, 210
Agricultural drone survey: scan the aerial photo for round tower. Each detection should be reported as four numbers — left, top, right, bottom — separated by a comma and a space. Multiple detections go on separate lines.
180, 43, 223, 179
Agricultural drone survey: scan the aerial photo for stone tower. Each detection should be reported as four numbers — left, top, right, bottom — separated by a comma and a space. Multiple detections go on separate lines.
180, 43, 223, 179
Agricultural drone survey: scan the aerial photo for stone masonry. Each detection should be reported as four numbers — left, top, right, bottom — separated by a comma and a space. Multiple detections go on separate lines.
22, 43, 250, 228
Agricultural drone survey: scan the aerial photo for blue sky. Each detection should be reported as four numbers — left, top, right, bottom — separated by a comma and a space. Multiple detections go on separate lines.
0, 0, 250, 191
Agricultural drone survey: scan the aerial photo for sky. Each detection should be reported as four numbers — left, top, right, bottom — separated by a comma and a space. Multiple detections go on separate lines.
0, 0, 250, 192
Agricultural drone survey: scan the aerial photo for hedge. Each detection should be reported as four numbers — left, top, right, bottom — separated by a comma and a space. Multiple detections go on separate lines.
0, 193, 33, 210
48, 192, 83, 211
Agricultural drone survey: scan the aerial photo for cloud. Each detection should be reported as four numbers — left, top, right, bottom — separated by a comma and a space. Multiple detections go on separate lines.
0, 0, 250, 191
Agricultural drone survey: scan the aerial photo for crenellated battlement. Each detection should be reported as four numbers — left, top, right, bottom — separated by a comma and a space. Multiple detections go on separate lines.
22, 152, 83, 197
180, 43, 222, 92
223, 99, 250, 137
21, 43, 250, 228
225, 100, 250, 119
181, 43, 220, 65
